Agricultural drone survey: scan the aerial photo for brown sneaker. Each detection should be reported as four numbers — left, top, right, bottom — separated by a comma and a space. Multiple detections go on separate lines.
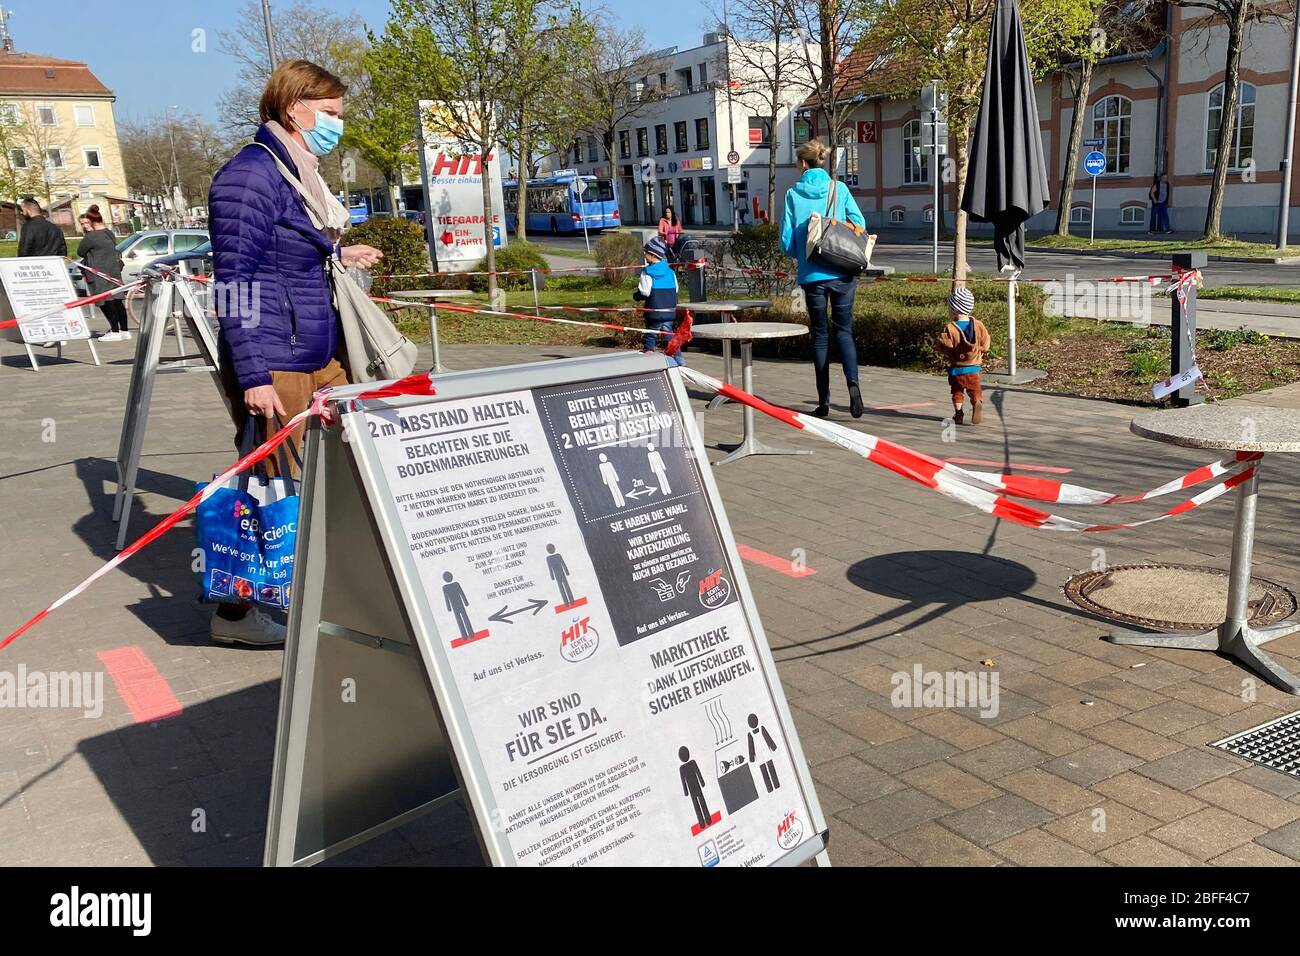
952, 407, 964, 425
971, 400, 983, 425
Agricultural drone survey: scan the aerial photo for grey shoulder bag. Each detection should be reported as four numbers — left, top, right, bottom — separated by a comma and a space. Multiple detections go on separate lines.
806, 178, 875, 275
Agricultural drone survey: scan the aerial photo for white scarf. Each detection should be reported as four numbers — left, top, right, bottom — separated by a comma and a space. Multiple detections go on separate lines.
265, 120, 351, 239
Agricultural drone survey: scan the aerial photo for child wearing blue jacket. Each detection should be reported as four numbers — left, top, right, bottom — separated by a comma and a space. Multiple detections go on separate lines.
634, 237, 685, 367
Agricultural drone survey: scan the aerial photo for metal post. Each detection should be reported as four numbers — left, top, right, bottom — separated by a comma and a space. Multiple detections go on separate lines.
261, 0, 278, 70
414, 101, 439, 274
1090, 175, 1097, 245
1278, 7, 1300, 248
1170, 251, 1207, 408
530, 268, 541, 315
430, 301, 444, 374
932, 115, 940, 274
1224, 469, 1258, 630
1007, 270, 1020, 378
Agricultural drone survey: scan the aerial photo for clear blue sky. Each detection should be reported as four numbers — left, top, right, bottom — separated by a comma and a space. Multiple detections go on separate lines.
10, 0, 715, 123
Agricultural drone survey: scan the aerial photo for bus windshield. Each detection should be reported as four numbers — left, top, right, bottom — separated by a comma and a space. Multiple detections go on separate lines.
580, 179, 615, 203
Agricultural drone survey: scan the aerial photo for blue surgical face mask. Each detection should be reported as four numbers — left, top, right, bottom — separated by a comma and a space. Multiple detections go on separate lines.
299, 109, 343, 156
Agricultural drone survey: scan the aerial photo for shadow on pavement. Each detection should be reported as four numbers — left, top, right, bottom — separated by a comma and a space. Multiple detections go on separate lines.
78, 681, 482, 866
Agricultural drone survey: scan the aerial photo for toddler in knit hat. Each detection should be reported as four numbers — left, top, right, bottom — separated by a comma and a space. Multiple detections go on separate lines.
934, 286, 990, 425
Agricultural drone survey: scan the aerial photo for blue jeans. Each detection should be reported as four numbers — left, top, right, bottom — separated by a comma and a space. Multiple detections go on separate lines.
802, 277, 860, 405
644, 314, 685, 366
1151, 202, 1170, 232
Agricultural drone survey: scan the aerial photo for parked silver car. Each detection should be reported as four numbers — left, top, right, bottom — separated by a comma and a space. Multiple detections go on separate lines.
116, 229, 210, 283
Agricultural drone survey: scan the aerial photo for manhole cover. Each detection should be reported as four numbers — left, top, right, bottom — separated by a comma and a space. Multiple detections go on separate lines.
1063, 563, 1296, 631
1211, 711, 1300, 778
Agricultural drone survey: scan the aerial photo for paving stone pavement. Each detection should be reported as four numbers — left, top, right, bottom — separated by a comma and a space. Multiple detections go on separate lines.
3, 321, 1300, 867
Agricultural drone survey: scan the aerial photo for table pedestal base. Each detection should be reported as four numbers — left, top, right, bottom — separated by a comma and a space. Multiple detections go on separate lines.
709, 340, 811, 467
1108, 619, 1300, 695
715, 436, 813, 467
1103, 467, 1300, 695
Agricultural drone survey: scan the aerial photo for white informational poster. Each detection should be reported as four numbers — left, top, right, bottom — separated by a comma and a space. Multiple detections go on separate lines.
418, 100, 508, 270
364, 371, 813, 867
0, 255, 91, 344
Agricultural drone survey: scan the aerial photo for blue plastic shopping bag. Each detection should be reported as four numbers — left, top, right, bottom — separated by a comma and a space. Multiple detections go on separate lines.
194, 419, 300, 609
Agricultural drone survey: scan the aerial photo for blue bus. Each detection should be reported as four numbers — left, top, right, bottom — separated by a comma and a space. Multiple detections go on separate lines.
503, 173, 619, 234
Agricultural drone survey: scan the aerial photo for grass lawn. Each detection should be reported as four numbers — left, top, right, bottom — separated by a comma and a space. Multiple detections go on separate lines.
0, 238, 80, 257
1197, 285, 1300, 304
1026, 234, 1291, 258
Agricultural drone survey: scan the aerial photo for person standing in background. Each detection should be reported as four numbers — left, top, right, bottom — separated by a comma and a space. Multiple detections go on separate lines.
1148, 174, 1171, 234
17, 199, 67, 258
77, 206, 130, 341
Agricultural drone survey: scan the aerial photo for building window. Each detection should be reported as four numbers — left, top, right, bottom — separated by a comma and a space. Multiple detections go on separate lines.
655, 124, 667, 154
83, 146, 103, 169
74, 104, 95, 127
619, 130, 631, 159
698, 62, 708, 85
636, 127, 649, 157
9, 147, 26, 169
1120, 205, 1143, 224
571, 138, 582, 164
793, 116, 811, 145
903, 119, 928, 185
37, 104, 57, 127
695, 117, 710, 151
0, 103, 16, 127
1091, 95, 1131, 174
586, 134, 598, 161
747, 116, 771, 148
658, 72, 668, 89
1206, 82, 1255, 171
889, 208, 905, 224
676, 67, 692, 92
923, 208, 934, 223
674, 121, 688, 153
837, 128, 858, 183
1070, 204, 1091, 224
45, 147, 64, 169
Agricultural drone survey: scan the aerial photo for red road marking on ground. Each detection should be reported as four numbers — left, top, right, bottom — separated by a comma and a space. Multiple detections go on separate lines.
737, 543, 816, 577
870, 401, 937, 410
944, 457, 1073, 475
96, 646, 182, 723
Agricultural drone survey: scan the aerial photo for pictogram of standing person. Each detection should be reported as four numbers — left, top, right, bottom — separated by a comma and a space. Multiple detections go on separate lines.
546, 543, 574, 607
747, 713, 780, 793
443, 571, 474, 641
646, 442, 670, 495
598, 452, 625, 507
679, 746, 715, 832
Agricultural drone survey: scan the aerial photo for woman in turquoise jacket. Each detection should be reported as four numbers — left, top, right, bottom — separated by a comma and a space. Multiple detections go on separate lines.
780, 140, 866, 418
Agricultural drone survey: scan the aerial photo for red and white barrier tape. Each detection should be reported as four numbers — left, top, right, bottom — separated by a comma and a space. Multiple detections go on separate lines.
378, 294, 699, 319
0, 278, 146, 331
66, 257, 125, 287
373, 260, 704, 281
712, 264, 1176, 286
0, 375, 447, 651
678, 367, 1255, 533
375, 298, 694, 354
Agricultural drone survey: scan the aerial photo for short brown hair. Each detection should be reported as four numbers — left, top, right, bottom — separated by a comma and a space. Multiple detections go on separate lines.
258, 59, 347, 128
797, 140, 831, 167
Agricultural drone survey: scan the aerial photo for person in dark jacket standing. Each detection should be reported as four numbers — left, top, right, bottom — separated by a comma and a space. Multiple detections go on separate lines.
17, 199, 67, 258
77, 206, 130, 341
206, 59, 382, 646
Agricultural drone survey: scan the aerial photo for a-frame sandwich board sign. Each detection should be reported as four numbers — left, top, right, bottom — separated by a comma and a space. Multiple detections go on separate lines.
265, 351, 830, 867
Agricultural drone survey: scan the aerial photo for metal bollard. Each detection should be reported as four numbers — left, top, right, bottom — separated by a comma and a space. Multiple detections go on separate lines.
1170, 251, 1206, 408
686, 257, 708, 303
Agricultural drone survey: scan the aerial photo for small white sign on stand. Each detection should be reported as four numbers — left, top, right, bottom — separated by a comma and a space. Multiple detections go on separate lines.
0, 255, 99, 370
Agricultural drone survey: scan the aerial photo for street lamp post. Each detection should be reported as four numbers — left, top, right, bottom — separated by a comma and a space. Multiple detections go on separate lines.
166, 105, 184, 227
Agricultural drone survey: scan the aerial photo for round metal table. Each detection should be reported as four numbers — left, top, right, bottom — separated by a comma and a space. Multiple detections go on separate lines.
683, 300, 772, 409
386, 288, 477, 372
691, 321, 809, 466
1106, 405, 1300, 694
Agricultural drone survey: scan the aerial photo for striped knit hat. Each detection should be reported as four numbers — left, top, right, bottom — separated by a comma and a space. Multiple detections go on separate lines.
643, 237, 670, 260
947, 286, 975, 315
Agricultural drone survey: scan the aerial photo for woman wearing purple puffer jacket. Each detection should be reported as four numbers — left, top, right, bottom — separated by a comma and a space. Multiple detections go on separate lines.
206, 59, 382, 646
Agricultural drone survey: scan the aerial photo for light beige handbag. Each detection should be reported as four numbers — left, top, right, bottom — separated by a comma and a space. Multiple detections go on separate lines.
251, 142, 418, 382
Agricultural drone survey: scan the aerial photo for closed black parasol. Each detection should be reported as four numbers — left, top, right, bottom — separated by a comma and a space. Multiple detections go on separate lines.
961, 0, 1050, 271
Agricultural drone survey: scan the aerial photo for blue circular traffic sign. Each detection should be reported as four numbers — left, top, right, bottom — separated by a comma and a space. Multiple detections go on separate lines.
1083, 151, 1106, 176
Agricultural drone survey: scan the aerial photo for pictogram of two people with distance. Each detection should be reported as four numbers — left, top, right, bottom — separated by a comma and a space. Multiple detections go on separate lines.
441, 542, 587, 647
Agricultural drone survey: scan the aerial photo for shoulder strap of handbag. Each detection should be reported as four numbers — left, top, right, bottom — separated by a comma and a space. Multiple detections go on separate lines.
249, 141, 331, 238
825, 177, 837, 220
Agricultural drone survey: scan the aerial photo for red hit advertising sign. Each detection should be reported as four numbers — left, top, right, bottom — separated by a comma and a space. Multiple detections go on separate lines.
857, 121, 876, 144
